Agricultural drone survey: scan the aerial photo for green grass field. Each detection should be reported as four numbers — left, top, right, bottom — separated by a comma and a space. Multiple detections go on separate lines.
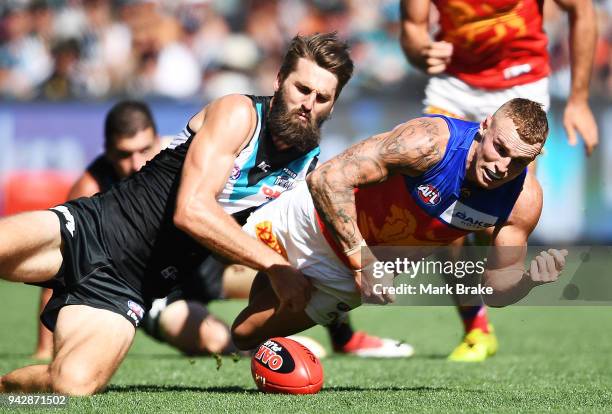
1, 281, 612, 413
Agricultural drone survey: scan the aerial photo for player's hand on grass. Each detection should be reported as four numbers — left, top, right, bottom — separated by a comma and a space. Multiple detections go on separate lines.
421, 41, 453, 74
526, 249, 568, 284
267, 265, 312, 312
563, 99, 598, 156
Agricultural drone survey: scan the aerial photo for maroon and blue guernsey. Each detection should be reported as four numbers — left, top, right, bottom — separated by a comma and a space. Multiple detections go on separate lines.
317, 115, 526, 261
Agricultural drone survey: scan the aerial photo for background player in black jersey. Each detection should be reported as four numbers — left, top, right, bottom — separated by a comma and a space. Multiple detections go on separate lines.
0, 32, 383, 396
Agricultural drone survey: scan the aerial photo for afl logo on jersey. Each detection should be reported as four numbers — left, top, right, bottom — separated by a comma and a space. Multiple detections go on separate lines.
417, 184, 441, 206
230, 165, 241, 180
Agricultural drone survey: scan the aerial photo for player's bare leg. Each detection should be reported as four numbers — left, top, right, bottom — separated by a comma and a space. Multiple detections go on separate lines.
158, 300, 232, 355
0, 211, 63, 392
0, 211, 63, 284
231, 272, 317, 350
0, 365, 50, 393
149, 263, 254, 355
228, 266, 412, 357
1, 305, 135, 395
33, 288, 54, 360
222, 265, 257, 299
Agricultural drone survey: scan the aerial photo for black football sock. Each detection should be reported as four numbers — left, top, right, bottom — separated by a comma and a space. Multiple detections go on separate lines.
327, 316, 355, 348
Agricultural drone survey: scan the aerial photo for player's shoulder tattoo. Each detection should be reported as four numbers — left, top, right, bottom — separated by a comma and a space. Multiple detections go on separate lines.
377, 117, 445, 175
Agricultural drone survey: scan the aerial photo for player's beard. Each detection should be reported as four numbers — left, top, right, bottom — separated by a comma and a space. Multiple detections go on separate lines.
267, 87, 328, 153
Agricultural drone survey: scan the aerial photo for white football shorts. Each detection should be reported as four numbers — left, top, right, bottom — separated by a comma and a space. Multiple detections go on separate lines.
424, 75, 550, 121
243, 181, 360, 325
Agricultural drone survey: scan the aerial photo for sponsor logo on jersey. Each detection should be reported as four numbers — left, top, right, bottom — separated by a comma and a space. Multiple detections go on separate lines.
254, 340, 284, 371
257, 161, 271, 172
126, 300, 145, 325
417, 184, 442, 206
439, 201, 498, 230
281, 168, 297, 179
273, 175, 295, 191
262, 186, 282, 200
230, 165, 241, 180
51, 206, 76, 237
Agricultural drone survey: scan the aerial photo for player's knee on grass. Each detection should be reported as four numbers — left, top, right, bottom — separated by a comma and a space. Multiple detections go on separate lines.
50, 305, 135, 396
50, 359, 104, 396
159, 300, 231, 355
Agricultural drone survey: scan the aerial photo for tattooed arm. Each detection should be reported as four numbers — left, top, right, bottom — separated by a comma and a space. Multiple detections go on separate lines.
306, 117, 447, 290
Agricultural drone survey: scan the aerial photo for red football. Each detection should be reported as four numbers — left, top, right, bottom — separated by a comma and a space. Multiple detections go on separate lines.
251, 337, 324, 394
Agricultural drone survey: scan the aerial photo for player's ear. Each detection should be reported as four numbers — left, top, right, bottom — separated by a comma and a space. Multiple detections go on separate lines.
274, 75, 281, 92
480, 115, 492, 133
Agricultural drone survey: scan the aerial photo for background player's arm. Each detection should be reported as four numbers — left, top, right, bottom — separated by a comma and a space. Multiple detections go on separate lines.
484, 175, 567, 306
67, 172, 102, 199
553, 0, 598, 155
307, 117, 445, 291
174, 94, 310, 311
399, 0, 453, 74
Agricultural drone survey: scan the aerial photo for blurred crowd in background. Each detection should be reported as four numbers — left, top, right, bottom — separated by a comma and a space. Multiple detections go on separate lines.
1, 0, 611, 102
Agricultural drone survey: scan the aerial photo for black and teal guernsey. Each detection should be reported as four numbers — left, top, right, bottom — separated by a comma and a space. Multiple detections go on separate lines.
90, 95, 319, 298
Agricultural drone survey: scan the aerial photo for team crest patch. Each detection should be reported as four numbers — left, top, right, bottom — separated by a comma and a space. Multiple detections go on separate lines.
417, 184, 441, 206
230, 165, 241, 180
255, 221, 285, 256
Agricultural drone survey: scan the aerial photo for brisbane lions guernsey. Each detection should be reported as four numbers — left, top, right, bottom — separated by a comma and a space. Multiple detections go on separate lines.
94, 95, 319, 298
319, 115, 526, 261
434, 0, 549, 89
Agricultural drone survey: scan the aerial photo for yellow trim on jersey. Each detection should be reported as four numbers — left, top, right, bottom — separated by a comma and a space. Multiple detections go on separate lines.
424, 106, 464, 120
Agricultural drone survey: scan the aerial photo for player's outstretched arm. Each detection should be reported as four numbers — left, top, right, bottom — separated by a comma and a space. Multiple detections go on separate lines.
399, 0, 453, 74
483, 175, 568, 306
554, 0, 598, 155
307, 117, 446, 300
174, 94, 310, 312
